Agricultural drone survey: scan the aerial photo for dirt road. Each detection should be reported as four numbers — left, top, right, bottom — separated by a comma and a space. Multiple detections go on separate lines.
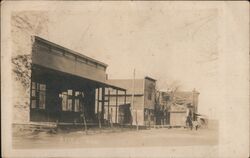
13, 126, 218, 149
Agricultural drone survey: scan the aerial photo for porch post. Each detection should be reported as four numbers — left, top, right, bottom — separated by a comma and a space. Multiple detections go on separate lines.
97, 87, 101, 128
108, 89, 110, 122
97, 88, 99, 114
101, 87, 105, 123
115, 89, 118, 124
124, 90, 126, 105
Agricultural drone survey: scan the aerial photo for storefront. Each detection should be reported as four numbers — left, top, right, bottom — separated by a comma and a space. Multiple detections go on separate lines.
13, 36, 126, 127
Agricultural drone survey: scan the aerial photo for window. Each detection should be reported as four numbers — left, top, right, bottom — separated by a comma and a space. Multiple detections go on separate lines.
39, 84, 46, 109
30, 82, 46, 109
31, 82, 36, 97
74, 91, 80, 112
31, 82, 36, 108
62, 92, 68, 111
75, 99, 80, 112
60, 90, 84, 112
75, 91, 84, 112
39, 91, 46, 109
67, 90, 73, 111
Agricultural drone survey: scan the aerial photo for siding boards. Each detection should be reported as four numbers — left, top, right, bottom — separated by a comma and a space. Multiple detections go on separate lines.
144, 78, 156, 109
32, 42, 106, 83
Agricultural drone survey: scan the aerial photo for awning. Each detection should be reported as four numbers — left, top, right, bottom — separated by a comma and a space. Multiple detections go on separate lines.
32, 64, 126, 91
97, 80, 126, 91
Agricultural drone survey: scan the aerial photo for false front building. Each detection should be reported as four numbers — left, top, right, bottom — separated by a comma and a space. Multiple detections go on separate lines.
12, 36, 126, 132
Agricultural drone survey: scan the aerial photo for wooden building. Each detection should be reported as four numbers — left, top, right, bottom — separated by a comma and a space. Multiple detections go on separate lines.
12, 36, 126, 131
157, 89, 200, 126
107, 77, 157, 126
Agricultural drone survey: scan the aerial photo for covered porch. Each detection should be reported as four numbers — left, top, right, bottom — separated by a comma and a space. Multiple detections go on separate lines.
30, 64, 127, 126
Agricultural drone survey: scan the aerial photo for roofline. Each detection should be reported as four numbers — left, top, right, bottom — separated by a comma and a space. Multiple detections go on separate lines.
102, 83, 126, 91
108, 77, 156, 82
105, 94, 143, 97
108, 78, 144, 81
158, 90, 200, 94
33, 36, 108, 68
145, 76, 157, 81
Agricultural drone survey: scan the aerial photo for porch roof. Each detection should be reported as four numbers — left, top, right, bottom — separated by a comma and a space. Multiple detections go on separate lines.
33, 64, 126, 91
97, 80, 126, 91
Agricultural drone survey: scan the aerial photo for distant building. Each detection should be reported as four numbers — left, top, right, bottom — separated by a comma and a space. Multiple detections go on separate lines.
108, 77, 157, 126
157, 89, 200, 126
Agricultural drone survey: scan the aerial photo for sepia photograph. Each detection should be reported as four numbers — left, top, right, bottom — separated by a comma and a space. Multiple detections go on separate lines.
1, 1, 249, 158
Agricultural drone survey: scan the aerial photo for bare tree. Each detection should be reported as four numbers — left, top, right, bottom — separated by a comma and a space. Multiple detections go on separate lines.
167, 80, 182, 105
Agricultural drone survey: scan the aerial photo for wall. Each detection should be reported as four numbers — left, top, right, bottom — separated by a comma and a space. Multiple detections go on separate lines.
12, 66, 30, 123
108, 79, 144, 95
11, 11, 49, 124
144, 78, 156, 109
108, 95, 144, 125
32, 39, 107, 83
170, 112, 186, 126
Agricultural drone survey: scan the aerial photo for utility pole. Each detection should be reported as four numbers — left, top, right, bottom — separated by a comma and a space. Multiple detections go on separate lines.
131, 69, 135, 110
192, 88, 196, 121
130, 69, 135, 126
131, 69, 138, 130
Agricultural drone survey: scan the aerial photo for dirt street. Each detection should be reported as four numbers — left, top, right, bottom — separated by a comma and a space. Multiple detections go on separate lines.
13, 126, 218, 149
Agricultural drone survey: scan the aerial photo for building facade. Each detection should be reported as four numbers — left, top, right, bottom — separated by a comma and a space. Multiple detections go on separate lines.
12, 36, 126, 133
108, 77, 157, 126
157, 89, 200, 126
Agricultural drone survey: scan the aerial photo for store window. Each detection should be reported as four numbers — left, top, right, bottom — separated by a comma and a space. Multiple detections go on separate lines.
60, 90, 84, 112
75, 91, 80, 112
31, 82, 46, 109
61, 92, 68, 111
39, 84, 46, 109
67, 89, 73, 111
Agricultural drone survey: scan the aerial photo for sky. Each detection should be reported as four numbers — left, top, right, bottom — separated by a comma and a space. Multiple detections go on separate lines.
46, 4, 218, 90
37, 2, 219, 118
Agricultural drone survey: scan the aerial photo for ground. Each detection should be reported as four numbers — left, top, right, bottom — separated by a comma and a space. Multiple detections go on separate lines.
13, 125, 218, 149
